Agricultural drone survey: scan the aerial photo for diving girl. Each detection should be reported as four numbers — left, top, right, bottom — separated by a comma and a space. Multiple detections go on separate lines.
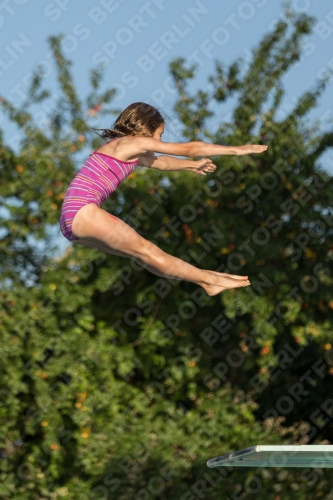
59, 102, 267, 296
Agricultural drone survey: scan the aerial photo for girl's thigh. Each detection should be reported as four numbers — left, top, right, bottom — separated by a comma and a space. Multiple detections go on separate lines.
71, 204, 151, 259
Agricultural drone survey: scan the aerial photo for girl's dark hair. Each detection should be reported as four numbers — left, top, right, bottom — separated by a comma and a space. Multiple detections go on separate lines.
94, 102, 165, 140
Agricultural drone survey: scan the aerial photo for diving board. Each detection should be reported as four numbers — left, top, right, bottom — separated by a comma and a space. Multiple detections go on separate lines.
207, 445, 333, 468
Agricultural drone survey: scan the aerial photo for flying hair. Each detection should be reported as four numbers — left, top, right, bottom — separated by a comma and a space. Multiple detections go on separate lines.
93, 102, 167, 139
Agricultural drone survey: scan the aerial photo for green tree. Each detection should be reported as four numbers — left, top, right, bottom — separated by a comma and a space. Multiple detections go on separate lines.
0, 35, 116, 286
1, 10, 333, 500
169, 7, 333, 435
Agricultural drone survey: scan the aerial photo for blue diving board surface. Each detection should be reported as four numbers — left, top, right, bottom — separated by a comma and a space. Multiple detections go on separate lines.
207, 445, 333, 468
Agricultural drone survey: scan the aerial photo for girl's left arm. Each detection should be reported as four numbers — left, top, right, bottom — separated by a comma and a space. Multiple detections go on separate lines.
138, 154, 217, 175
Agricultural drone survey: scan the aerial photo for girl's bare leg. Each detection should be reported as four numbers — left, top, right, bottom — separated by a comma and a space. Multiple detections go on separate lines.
71, 204, 250, 296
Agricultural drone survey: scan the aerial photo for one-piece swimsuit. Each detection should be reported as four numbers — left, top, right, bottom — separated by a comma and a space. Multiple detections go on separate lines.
59, 139, 139, 242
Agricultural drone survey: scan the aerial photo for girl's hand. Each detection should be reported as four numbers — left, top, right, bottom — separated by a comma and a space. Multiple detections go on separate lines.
190, 158, 217, 176
236, 144, 268, 155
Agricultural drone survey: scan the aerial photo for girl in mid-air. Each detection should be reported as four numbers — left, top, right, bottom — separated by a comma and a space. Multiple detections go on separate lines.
59, 102, 267, 296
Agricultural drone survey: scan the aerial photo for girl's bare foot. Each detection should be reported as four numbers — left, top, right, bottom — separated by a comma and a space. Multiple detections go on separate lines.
202, 271, 250, 296
207, 270, 249, 281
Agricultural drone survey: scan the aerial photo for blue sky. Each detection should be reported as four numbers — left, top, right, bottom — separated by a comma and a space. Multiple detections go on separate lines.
1, 0, 332, 141
1, 0, 333, 257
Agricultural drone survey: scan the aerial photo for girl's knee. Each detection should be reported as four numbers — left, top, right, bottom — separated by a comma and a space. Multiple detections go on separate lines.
136, 238, 155, 257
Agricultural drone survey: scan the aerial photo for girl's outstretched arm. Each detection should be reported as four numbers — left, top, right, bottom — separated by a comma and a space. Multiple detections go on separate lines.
114, 136, 268, 161
138, 154, 216, 175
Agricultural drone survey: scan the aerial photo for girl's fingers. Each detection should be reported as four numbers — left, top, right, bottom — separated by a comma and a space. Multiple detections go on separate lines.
196, 159, 216, 175
240, 145, 268, 154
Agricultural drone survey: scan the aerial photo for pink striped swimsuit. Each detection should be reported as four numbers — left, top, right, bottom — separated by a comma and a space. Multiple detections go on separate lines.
59, 140, 139, 242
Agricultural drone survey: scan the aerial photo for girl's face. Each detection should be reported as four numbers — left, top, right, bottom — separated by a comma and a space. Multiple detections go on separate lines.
152, 123, 165, 141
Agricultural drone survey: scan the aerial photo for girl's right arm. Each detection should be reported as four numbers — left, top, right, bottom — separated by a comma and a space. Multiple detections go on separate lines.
115, 136, 267, 160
